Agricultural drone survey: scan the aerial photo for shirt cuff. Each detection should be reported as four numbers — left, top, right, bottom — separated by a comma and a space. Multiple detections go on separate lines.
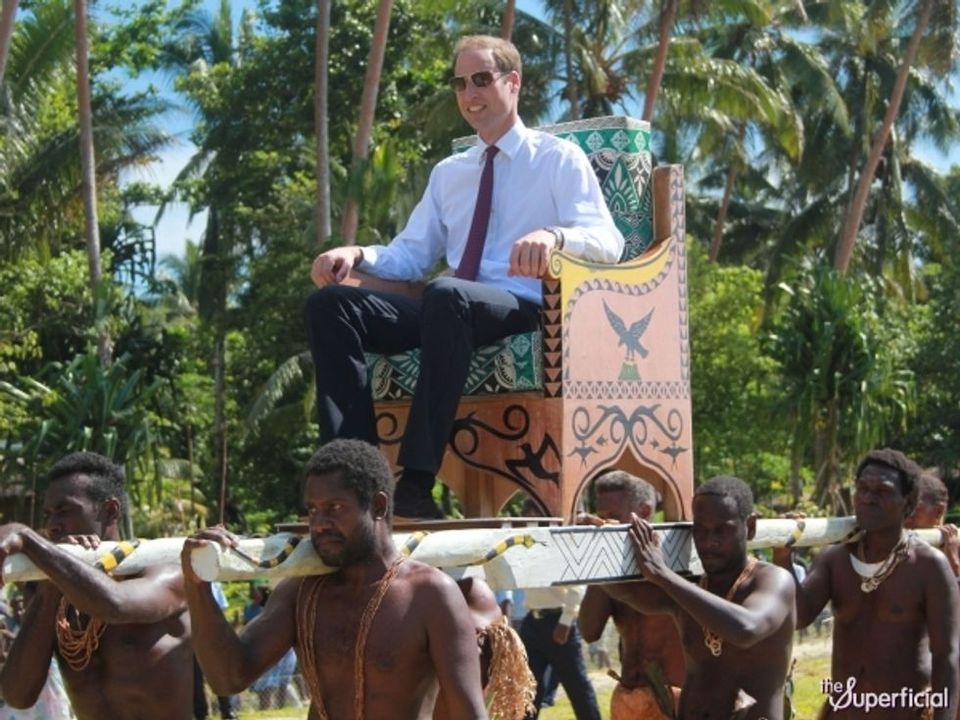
358, 245, 379, 268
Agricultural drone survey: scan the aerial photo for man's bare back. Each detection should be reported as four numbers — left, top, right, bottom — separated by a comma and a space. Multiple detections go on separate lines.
611, 600, 685, 689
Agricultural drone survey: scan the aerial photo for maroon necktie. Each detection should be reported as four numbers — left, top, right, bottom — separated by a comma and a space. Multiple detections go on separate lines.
455, 145, 499, 281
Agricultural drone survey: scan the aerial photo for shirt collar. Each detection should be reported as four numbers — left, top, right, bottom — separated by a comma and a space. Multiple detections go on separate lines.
474, 119, 526, 163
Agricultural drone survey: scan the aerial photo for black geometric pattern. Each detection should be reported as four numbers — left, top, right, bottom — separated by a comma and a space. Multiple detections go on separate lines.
548, 523, 697, 584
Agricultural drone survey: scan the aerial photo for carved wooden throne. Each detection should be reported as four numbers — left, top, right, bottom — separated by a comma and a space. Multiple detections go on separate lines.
359, 116, 693, 521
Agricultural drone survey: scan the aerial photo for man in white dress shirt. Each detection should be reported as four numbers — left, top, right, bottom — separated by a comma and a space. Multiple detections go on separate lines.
306, 34, 624, 518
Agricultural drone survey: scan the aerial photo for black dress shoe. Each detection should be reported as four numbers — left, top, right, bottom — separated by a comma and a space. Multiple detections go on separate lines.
393, 494, 444, 520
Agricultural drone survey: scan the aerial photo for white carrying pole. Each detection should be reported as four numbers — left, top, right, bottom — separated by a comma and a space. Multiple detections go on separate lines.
2, 518, 944, 588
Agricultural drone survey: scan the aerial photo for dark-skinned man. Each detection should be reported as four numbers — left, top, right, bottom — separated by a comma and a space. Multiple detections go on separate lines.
579, 470, 685, 720
0, 452, 193, 720
774, 449, 960, 719
905, 472, 960, 578
181, 439, 487, 720
607, 475, 796, 720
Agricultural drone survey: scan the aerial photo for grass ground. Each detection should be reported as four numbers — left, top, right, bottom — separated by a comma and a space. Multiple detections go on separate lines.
232, 632, 834, 719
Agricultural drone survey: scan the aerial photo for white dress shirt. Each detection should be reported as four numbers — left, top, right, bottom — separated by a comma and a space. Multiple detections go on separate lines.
359, 120, 625, 304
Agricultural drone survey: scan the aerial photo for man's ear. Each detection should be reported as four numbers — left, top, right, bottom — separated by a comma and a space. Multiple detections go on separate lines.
746, 513, 758, 541
373, 491, 389, 520
639, 502, 654, 521
100, 496, 121, 526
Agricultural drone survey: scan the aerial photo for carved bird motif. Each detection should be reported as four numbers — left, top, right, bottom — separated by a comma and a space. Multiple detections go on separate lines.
602, 302, 655, 362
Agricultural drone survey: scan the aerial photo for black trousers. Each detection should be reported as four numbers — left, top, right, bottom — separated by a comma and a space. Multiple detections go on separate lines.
519, 611, 601, 720
304, 276, 540, 488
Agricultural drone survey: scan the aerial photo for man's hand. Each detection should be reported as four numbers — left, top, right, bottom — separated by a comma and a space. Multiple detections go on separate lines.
552, 622, 571, 645
941, 524, 960, 578
59, 534, 101, 550
0, 524, 29, 585
310, 246, 363, 287
575, 512, 608, 527
771, 511, 806, 566
181, 526, 240, 586
509, 229, 560, 278
628, 514, 670, 584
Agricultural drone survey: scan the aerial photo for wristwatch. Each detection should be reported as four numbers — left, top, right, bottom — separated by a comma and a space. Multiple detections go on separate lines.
544, 226, 565, 251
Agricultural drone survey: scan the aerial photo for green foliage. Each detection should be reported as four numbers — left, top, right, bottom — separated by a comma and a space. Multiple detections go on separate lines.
2, 0, 958, 530
687, 238, 789, 498
1, 353, 163, 508
768, 261, 916, 510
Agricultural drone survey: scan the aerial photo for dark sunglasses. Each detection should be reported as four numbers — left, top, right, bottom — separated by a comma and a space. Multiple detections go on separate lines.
448, 70, 509, 93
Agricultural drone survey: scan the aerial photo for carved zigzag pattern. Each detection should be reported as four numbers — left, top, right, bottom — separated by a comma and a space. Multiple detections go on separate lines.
550, 526, 693, 583
670, 168, 692, 386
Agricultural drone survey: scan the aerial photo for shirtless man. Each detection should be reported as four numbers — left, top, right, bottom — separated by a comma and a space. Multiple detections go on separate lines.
579, 471, 685, 720
774, 449, 960, 719
182, 439, 487, 720
905, 472, 960, 577
607, 475, 796, 720
0, 452, 193, 719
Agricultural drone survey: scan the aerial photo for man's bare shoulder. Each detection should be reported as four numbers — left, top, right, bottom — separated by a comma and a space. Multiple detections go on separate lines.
268, 577, 304, 605
911, 538, 956, 580
811, 543, 848, 567
399, 558, 459, 593
754, 560, 794, 586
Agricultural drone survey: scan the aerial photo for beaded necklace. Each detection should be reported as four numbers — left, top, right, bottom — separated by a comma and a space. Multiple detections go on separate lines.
851, 530, 912, 593
55, 599, 107, 671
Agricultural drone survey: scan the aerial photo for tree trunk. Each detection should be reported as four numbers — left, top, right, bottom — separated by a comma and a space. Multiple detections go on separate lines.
501, 0, 515, 41
834, 0, 933, 274
789, 425, 804, 505
0, 0, 19, 86
74, 0, 110, 367
643, 0, 679, 122
710, 163, 738, 263
563, 0, 579, 120
340, 0, 393, 246
213, 331, 228, 526
314, 0, 331, 249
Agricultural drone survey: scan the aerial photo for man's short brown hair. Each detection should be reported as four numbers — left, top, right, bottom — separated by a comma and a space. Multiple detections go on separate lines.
452, 35, 522, 75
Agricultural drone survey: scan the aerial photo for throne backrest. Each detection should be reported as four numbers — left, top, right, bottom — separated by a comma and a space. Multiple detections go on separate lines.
453, 116, 654, 260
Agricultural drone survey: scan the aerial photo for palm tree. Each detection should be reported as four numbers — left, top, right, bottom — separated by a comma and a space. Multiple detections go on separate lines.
0, 0, 19, 85
642, 0, 679, 122
340, 0, 393, 245
314, 0, 331, 249
834, 0, 944, 273
73, 0, 110, 367
501, 0, 516, 40
158, 0, 248, 522
0, 0, 169, 262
